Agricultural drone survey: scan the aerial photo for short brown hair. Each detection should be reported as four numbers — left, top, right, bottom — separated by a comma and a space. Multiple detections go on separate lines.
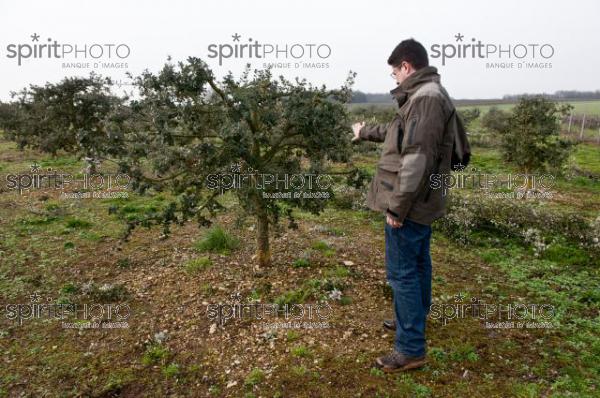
388, 39, 429, 69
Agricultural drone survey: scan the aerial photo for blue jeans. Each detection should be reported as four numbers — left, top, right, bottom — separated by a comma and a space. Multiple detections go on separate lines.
385, 218, 432, 357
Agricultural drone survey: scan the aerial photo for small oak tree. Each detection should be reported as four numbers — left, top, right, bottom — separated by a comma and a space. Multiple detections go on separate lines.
4, 74, 125, 172
117, 57, 356, 267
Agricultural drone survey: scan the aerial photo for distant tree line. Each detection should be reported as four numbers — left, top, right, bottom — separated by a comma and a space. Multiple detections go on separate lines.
503, 90, 600, 101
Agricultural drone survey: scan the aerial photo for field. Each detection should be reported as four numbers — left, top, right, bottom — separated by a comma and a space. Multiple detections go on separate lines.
0, 100, 599, 397
350, 99, 600, 143
349, 99, 600, 115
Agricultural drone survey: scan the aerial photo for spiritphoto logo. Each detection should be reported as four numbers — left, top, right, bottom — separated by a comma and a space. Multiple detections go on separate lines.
430, 33, 555, 69
4, 162, 131, 198
4, 32, 131, 69
206, 163, 333, 199
429, 166, 555, 199
206, 292, 333, 329
3, 291, 130, 329
207, 33, 331, 69
429, 292, 556, 329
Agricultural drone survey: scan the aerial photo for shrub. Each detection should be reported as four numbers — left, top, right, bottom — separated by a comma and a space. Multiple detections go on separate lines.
500, 97, 573, 173
457, 107, 480, 129
481, 106, 511, 134
436, 194, 600, 253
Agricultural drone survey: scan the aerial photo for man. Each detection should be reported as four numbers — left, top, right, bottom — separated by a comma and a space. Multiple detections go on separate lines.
352, 38, 457, 372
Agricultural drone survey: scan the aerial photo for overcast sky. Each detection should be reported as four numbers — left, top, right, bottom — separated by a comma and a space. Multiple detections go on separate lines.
0, 0, 599, 100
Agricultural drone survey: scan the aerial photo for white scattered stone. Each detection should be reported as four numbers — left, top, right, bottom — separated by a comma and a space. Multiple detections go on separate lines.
154, 330, 168, 343
209, 324, 217, 334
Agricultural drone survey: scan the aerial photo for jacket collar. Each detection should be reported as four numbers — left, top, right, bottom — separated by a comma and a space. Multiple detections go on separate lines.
390, 66, 440, 107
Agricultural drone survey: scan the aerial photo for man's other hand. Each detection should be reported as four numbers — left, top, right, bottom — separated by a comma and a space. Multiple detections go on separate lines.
351, 122, 365, 142
386, 213, 402, 228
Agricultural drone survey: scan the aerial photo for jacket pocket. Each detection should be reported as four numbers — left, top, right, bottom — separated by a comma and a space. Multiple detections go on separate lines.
406, 117, 417, 145
374, 165, 399, 210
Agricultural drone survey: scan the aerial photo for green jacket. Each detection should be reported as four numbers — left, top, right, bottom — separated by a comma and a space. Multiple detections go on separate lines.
359, 66, 456, 225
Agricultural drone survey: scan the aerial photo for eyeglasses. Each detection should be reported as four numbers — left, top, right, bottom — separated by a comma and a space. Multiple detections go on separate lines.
390, 65, 403, 79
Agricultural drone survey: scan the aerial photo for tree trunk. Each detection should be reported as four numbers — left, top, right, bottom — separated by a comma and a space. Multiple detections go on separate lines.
255, 197, 271, 267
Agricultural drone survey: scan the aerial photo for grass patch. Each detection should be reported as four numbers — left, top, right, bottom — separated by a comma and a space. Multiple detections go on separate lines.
291, 365, 309, 377
142, 344, 169, 366
572, 143, 600, 175
244, 368, 265, 387
369, 367, 385, 378
116, 258, 131, 269
161, 363, 180, 378
194, 226, 239, 254
17, 215, 59, 226
291, 258, 310, 268
286, 330, 300, 342
324, 266, 351, 278
325, 226, 346, 236
311, 240, 335, 257
291, 345, 312, 358
274, 287, 313, 306
64, 218, 92, 229
184, 256, 212, 273
99, 370, 135, 396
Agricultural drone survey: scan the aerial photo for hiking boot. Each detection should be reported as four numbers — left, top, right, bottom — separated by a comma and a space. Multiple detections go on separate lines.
383, 319, 396, 331
374, 350, 427, 372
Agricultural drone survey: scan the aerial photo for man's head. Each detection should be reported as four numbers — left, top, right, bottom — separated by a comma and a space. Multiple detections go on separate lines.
388, 39, 429, 85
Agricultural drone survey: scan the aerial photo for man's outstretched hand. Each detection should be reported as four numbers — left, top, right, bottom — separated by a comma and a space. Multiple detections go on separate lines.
351, 122, 365, 142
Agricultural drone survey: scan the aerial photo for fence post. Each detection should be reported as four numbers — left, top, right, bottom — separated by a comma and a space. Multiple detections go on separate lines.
568, 113, 572, 133
579, 114, 586, 141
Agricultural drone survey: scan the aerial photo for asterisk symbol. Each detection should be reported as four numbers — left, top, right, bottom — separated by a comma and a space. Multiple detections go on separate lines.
30, 162, 40, 172
453, 162, 465, 171
230, 163, 241, 173
454, 33, 464, 42
30, 292, 41, 303
31, 33, 40, 42
232, 33, 241, 42
454, 292, 466, 302
230, 292, 242, 303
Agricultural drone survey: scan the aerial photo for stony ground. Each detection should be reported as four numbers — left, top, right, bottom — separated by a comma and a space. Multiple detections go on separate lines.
1, 138, 598, 397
